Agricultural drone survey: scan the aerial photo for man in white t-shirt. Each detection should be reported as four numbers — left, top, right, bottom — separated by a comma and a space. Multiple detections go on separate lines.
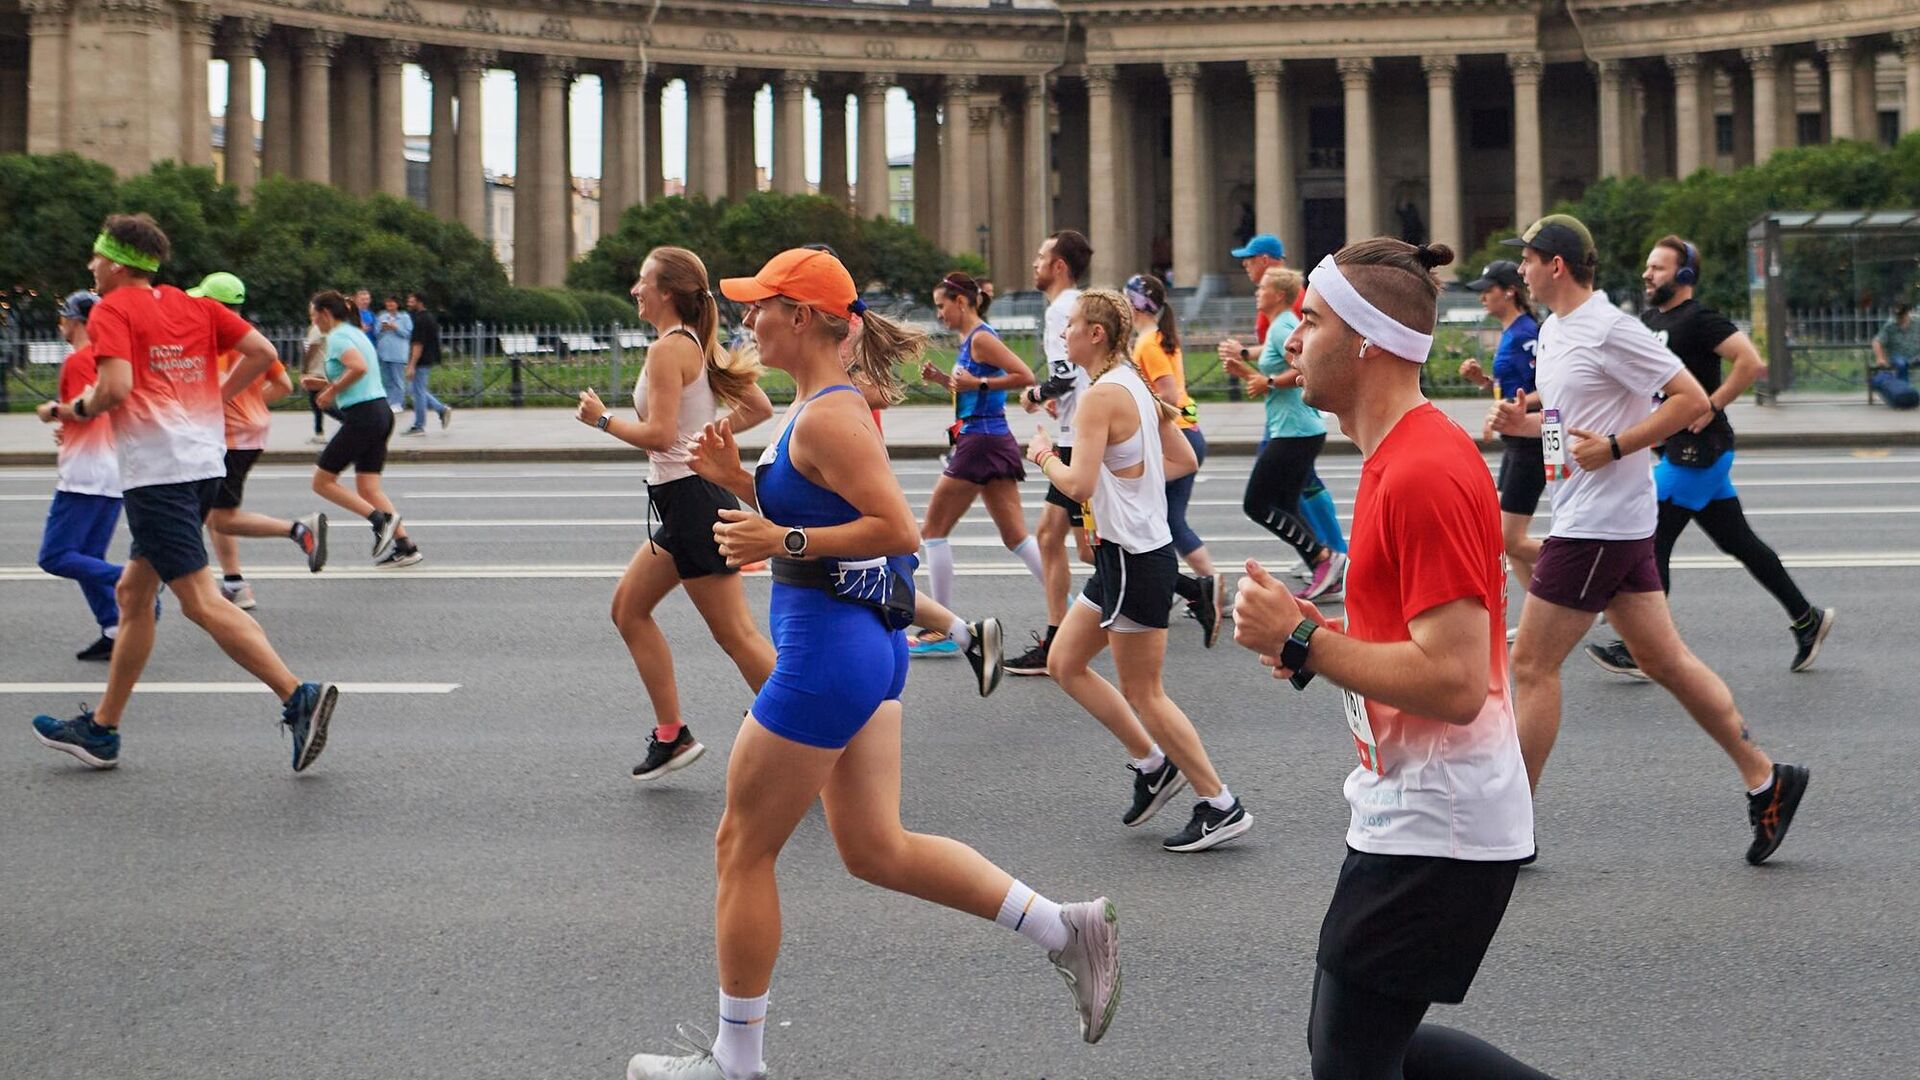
1008, 229, 1092, 675
1491, 214, 1808, 866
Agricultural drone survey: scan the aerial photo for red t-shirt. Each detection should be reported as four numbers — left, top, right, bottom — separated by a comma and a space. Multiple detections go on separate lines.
88, 285, 253, 490
54, 344, 120, 497
218, 349, 287, 451
1338, 402, 1533, 860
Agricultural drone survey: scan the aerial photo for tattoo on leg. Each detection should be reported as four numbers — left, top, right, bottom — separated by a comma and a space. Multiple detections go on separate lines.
1739, 724, 1754, 743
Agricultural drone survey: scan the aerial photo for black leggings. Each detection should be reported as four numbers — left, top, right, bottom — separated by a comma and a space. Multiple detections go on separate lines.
1655, 497, 1809, 622
1308, 967, 1555, 1080
1244, 434, 1326, 562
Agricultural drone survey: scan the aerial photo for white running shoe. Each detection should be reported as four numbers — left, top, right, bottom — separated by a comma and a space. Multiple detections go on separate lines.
221, 581, 256, 610
1049, 898, 1121, 1044
626, 1024, 766, 1080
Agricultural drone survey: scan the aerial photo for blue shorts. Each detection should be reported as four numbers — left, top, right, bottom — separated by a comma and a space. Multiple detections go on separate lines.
1655, 451, 1737, 513
124, 478, 220, 583
751, 583, 909, 749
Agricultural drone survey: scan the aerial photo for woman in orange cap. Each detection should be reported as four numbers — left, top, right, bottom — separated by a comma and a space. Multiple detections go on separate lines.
623, 248, 1120, 1080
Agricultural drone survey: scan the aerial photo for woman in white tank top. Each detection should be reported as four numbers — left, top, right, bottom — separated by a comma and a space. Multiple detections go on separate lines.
1025, 290, 1253, 853
574, 246, 775, 781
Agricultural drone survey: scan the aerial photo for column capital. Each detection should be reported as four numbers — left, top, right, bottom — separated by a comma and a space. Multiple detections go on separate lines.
1739, 45, 1775, 68
457, 48, 499, 75
180, 2, 221, 43
1592, 57, 1623, 82
373, 39, 418, 67
1247, 57, 1284, 82
697, 65, 736, 88
1817, 38, 1857, 63
298, 29, 344, 61
535, 55, 577, 83
1164, 61, 1201, 88
609, 59, 647, 84
1083, 65, 1117, 92
219, 14, 271, 56
1665, 52, 1700, 78
862, 71, 895, 94
1895, 29, 1920, 57
20, 0, 73, 18
98, 0, 164, 27
1509, 52, 1544, 80
778, 70, 815, 93
945, 74, 978, 97
1024, 72, 1051, 96
1420, 55, 1458, 79
1337, 56, 1372, 85
968, 100, 997, 131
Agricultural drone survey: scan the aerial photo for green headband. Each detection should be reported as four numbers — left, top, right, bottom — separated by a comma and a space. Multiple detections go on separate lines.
93, 232, 161, 273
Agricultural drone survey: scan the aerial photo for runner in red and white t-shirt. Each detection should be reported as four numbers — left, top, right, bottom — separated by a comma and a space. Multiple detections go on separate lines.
1234, 238, 1552, 1080
34, 290, 125, 661
29, 214, 338, 775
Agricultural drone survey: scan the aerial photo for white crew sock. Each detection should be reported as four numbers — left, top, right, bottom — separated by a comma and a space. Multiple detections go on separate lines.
1748, 774, 1775, 797
995, 879, 1070, 952
713, 989, 768, 1079
925, 538, 954, 609
1130, 746, 1166, 774
946, 616, 972, 651
102, 625, 118, 640
1203, 785, 1236, 811
1009, 536, 1046, 584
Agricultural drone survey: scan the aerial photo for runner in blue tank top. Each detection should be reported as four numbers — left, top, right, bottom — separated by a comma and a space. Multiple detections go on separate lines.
624, 248, 1120, 1080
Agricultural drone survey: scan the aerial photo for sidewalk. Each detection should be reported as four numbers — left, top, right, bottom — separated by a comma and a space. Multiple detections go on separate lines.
3, 394, 1916, 465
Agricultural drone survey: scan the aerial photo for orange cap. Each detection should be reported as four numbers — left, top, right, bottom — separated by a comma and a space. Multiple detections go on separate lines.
719, 248, 866, 316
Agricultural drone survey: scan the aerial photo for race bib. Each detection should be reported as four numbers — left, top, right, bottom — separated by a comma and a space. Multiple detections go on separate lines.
1342, 689, 1384, 776
1540, 408, 1569, 481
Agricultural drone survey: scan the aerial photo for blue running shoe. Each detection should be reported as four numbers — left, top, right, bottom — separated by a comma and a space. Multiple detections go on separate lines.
908, 630, 959, 657
281, 682, 338, 773
31, 706, 119, 769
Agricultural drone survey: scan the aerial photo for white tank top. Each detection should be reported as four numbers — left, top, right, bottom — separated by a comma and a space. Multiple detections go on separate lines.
632, 326, 715, 485
1087, 362, 1171, 554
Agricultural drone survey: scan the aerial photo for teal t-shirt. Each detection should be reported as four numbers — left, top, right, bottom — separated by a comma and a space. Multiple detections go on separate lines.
326, 324, 386, 409
1256, 311, 1324, 439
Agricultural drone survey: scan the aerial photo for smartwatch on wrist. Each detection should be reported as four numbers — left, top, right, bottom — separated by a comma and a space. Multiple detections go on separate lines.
1239, 347, 1251, 363
1280, 619, 1317, 690
594, 414, 611, 432
782, 527, 808, 557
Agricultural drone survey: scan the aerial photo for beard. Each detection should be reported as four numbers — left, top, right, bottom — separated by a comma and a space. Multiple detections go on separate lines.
1645, 281, 1678, 308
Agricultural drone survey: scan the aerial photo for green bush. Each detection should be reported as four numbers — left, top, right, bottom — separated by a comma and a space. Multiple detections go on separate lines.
491, 286, 586, 326
569, 289, 638, 325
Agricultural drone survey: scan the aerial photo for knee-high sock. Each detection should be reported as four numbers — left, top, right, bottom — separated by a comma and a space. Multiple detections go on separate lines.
925, 537, 954, 609
1301, 489, 1346, 554
1009, 536, 1045, 584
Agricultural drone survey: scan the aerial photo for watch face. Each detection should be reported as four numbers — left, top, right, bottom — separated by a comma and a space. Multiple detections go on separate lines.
784, 529, 805, 555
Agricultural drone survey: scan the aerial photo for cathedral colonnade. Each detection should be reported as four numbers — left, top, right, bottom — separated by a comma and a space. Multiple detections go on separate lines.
5, 0, 1918, 289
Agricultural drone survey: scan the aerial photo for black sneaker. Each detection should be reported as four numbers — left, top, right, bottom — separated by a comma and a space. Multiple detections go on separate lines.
75, 635, 114, 662
1006, 632, 1051, 677
963, 617, 1004, 698
1122, 758, 1187, 827
1584, 640, 1650, 681
633, 725, 706, 780
1189, 575, 1221, 649
1789, 608, 1835, 673
1162, 798, 1252, 852
1746, 763, 1809, 865
374, 546, 423, 569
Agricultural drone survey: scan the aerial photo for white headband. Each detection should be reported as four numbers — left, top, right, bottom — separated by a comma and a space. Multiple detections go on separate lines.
1308, 255, 1434, 364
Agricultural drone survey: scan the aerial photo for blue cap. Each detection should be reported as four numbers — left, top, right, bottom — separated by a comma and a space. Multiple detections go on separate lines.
59, 290, 100, 320
1230, 234, 1285, 260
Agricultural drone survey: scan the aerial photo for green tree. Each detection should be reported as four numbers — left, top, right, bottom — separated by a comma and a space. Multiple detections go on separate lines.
0, 152, 118, 327
114, 162, 245, 294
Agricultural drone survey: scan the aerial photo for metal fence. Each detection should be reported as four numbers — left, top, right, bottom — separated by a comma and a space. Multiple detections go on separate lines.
1770, 305, 1905, 402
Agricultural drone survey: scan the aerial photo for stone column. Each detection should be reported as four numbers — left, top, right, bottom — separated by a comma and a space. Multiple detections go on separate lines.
1511, 52, 1543, 225
1338, 57, 1376, 239
373, 41, 414, 199
1024, 75, 1052, 245
643, 77, 664, 201
1249, 60, 1285, 239
179, 5, 217, 167
1667, 53, 1701, 176
726, 85, 755, 196
1853, 45, 1879, 142
942, 75, 977, 255
1165, 62, 1204, 287
683, 70, 707, 197
336, 47, 374, 194
262, 37, 294, 178
1896, 31, 1920, 136
970, 95, 995, 266
513, 65, 539, 282
912, 84, 941, 241
819, 81, 850, 206
219, 18, 268, 194
1418, 56, 1462, 261
1730, 57, 1756, 166
774, 71, 812, 195
427, 62, 456, 213
988, 95, 1021, 281
699, 67, 733, 197
858, 73, 892, 219
537, 58, 573, 285
1745, 47, 1779, 164
1820, 39, 1857, 140
1621, 64, 1646, 176
296, 30, 341, 184
601, 62, 642, 226
1595, 59, 1624, 177
456, 50, 494, 235
1086, 65, 1120, 285
23, 1, 72, 155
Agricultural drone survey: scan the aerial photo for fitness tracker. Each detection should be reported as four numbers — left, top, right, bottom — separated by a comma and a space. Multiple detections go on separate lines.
1608, 433, 1622, 460
783, 527, 808, 557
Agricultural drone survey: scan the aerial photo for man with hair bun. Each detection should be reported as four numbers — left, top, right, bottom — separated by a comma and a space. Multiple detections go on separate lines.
1491, 214, 1809, 866
1235, 238, 1554, 1079
29, 214, 339, 774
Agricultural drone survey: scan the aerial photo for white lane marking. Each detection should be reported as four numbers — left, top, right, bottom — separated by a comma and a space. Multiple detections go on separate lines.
0, 682, 459, 694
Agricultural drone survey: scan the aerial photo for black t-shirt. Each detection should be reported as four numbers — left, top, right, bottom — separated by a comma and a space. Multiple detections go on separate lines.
411, 309, 442, 367
1643, 299, 1736, 439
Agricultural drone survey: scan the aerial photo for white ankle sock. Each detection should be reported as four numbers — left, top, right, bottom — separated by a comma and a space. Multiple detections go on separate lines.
1009, 536, 1046, 583
925, 538, 954, 608
1130, 746, 1165, 774
1748, 774, 1775, 797
946, 616, 972, 651
1203, 785, 1236, 811
102, 625, 118, 640
995, 879, 1070, 952
713, 989, 768, 1079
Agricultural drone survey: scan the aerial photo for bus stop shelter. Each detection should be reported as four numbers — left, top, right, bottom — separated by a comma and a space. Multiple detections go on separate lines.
1748, 209, 1920, 403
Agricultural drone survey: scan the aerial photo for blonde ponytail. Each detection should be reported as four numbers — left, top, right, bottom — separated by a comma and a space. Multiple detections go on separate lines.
1080, 288, 1181, 425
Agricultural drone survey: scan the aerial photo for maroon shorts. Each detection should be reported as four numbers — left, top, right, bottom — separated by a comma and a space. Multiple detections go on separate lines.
1528, 535, 1663, 613
943, 430, 1027, 485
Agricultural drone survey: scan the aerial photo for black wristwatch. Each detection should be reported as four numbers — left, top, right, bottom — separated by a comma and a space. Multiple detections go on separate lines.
1608, 434, 1622, 460
1239, 347, 1252, 362
978, 378, 990, 394
1281, 619, 1317, 690
783, 527, 808, 556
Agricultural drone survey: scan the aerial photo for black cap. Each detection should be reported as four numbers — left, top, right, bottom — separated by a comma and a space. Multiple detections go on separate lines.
1501, 213, 1597, 266
1467, 261, 1523, 292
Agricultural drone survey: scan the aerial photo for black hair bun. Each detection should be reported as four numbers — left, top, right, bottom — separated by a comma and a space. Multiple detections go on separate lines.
1415, 243, 1455, 270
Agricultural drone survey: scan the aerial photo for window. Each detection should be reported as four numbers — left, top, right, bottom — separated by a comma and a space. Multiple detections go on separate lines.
1881, 110, 1901, 148
1796, 112, 1822, 146
1468, 108, 1512, 150
1306, 105, 1346, 169
1714, 115, 1735, 156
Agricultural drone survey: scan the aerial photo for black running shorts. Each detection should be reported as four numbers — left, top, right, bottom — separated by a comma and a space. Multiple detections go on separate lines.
316, 399, 394, 475
213, 447, 263, 511
646, 473, 740, 579
1317, 847, 1521, 1004
1495, 436, 1546, 517
1078, 540, 1178, 630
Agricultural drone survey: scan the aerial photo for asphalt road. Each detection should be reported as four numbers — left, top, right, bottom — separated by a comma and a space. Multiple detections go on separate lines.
2, 449, 1914, 1080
